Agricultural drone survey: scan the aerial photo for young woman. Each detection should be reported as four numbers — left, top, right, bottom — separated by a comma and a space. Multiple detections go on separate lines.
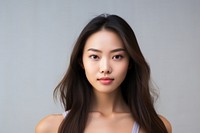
35, 14, 172, 133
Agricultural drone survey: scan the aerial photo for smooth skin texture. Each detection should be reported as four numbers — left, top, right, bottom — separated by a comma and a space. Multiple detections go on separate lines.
35, 30, 172, 133
82, 30, 133, 133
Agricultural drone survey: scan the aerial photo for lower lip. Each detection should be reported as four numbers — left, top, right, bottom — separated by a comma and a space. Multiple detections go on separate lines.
98, 79, 113, 85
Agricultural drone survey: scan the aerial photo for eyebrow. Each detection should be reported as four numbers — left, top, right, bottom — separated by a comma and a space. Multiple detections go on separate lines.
87, 48, 126, 53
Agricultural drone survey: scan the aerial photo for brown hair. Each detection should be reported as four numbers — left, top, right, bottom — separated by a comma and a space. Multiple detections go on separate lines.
54, 14, 168, 133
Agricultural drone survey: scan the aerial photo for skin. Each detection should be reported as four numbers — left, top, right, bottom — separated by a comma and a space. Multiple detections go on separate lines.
82, 29, 133, 133
35, 30, 172, 133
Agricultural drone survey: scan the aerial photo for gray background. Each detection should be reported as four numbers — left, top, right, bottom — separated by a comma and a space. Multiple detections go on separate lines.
1, 0, 200, 132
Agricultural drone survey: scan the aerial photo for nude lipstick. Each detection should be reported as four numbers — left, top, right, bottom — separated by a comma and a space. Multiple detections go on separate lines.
98, 77, 114, 85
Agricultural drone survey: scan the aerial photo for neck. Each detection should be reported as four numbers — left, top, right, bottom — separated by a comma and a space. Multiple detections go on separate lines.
90, 89, 129, 116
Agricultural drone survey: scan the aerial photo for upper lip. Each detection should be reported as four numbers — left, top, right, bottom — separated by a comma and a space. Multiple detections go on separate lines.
98, 77, 114, 80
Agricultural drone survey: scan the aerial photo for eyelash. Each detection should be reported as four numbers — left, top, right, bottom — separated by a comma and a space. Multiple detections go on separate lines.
89, 54, 124, 61
112, 55, 123, 60
89, 55, 99, 60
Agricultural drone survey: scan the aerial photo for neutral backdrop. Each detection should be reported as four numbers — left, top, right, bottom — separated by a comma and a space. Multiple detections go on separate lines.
1, 0, 200, 132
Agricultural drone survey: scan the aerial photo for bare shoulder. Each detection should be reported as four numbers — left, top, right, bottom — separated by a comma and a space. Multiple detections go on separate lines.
35, 114, 64, 133
159, 115, 172, 133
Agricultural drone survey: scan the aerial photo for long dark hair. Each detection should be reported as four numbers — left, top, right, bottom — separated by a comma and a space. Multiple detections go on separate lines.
54, 14, 168, 133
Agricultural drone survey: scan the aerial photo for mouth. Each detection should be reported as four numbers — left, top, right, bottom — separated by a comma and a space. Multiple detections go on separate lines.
97, 77, 114, 85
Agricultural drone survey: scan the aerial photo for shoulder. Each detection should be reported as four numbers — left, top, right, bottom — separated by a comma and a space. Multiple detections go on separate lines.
35, 114, 64, 133
159, 115, 172, 133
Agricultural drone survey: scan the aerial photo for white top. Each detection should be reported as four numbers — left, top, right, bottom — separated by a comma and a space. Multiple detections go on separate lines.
63, 112, 139, 133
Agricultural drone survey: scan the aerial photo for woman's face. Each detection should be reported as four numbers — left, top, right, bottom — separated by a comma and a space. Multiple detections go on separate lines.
82, 30, 129, 94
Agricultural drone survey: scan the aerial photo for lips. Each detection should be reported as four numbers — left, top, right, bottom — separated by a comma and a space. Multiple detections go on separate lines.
97, 77, 114, 85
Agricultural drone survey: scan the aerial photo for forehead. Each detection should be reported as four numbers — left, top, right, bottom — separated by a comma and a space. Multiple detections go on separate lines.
84, 30, 124, 51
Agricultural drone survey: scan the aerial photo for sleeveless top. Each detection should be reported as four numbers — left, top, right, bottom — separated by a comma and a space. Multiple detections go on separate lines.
63, 112, 139, 133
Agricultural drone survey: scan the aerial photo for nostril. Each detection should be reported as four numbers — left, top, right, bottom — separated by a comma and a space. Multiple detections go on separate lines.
100, 68, 112, 74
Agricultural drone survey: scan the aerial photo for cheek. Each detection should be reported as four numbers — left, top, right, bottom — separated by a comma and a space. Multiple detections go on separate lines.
118, 60, 129, 71
83, 60, 98, 75
115, 62, 129, 77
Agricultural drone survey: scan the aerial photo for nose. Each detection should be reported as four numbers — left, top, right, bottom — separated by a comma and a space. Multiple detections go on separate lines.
99, 58, 112, 74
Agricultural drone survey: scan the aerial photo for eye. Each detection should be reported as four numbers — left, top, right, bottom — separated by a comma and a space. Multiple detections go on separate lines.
89, 55, 99, 60
112, 55, 123, 60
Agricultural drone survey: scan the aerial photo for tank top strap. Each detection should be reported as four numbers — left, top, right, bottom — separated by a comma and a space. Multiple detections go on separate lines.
132, 122, 140, 133
62, 111, 69, 118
